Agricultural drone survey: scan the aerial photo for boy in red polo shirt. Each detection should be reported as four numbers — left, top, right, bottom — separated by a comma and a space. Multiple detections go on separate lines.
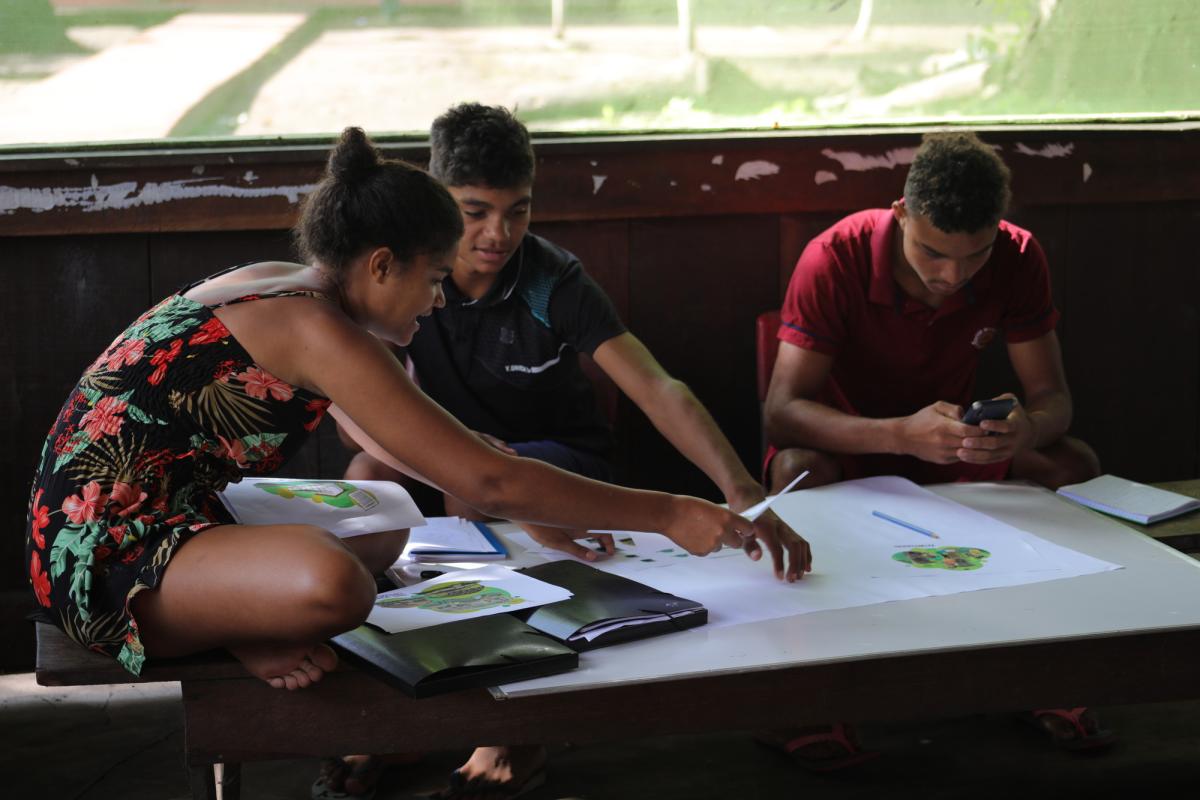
761, 131, 1108, 766
766, 130, 1098, 492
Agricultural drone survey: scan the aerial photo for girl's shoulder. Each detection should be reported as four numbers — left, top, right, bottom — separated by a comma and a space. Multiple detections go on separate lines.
180, 262, 332, 308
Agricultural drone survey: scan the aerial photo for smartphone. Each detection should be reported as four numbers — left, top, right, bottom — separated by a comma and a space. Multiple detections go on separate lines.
961, 398, 1015, 426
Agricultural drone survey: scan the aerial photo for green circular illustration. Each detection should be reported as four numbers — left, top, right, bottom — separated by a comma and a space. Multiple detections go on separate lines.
375, 581, 525, 613
892, 546, 991, 571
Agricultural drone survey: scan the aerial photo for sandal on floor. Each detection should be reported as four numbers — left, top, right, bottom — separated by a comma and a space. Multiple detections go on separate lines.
311, 756, 382, 800
756, 723, 880, 773
1021, 707, 1116, 752
432, 762, 547, 799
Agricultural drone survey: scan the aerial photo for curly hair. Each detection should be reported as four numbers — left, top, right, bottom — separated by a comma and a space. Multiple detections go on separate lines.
429, 103, 535, 189
294, 126, 463, 273
903, 131, 1011, 233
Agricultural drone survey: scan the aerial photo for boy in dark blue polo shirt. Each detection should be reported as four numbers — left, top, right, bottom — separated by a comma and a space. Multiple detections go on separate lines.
346, 103, 810, 574
330, 103, 812, 798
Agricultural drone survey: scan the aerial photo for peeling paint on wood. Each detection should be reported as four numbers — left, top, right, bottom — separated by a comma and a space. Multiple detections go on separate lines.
734, 160, 781, 181
1015, 142, 1076, 158
821, 147, 917, 172
0, 176, 316, 215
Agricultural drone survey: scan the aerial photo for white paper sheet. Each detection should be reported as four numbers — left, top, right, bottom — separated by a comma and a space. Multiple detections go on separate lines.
508, 477, 1121, 630
738, 470, 810, 521
365, 564, 573, 634
218, 477, 425, 538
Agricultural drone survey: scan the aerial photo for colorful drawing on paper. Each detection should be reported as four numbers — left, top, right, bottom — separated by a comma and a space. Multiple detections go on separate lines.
375, 581, 525, 614
255, 480, 379, 510
591, 536, 689, 561
892, 546, 991, 571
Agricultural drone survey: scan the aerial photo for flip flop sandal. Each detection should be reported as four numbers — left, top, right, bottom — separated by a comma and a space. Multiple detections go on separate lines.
311, 756, 381, 800
758, 723, 880, 773
1024, 707, 1116, 752
434, 762, 548, 799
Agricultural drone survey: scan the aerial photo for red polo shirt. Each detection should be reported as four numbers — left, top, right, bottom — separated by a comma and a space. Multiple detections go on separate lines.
772, 208, 1059, 483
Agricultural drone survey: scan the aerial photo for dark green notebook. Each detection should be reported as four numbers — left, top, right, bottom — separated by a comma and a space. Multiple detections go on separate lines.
517, 560, 707, 651
331, 613, 578, 698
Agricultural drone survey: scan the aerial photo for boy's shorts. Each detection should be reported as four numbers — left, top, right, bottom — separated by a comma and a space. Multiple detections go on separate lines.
511, 440, 613, 482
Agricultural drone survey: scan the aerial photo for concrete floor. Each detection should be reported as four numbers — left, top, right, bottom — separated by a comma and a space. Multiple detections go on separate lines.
6, 671, 1199, 799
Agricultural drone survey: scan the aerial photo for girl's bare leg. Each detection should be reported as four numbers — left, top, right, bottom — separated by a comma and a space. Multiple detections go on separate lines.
130, 523, 377, 690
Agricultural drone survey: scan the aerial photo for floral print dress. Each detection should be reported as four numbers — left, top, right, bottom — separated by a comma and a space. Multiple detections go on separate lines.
25, 273, 332, 675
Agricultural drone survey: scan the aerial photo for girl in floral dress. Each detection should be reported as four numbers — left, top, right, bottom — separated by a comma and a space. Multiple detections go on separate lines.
25, 127, 751, 689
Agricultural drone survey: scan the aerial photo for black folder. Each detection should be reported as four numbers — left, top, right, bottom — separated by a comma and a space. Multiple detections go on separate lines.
331, 613, 579, 698
517, 560, 707, 651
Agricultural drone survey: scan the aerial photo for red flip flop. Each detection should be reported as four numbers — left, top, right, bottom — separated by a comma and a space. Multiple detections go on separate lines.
758, 723, 881, 773
1024, 707, 1116, 752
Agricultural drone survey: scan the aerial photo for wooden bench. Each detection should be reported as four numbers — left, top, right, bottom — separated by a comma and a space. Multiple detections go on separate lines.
36, 623, 249, 800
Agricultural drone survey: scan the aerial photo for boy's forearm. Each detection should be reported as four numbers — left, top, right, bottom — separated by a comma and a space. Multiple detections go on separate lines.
768, 397, 904, 457
1024, 390, 1072, 450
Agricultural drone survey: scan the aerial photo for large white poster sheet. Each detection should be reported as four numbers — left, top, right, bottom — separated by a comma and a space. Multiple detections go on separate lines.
508, 476, 1121, 630
366, 564, 573, 634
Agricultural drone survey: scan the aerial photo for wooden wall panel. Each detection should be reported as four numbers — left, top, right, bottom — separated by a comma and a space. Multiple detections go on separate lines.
147, 230, 296, 299
0, 234, 149, 669
6, 128, 1198, 238
1062, 202, 1200, 481
625, 214, 779, 498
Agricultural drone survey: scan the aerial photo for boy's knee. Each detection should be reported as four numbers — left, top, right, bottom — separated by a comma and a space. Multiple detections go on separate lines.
344, 452, 403, 483
1050, 436, 1102, 487
1017, 436, 1101, 490
769, 448, 841, 493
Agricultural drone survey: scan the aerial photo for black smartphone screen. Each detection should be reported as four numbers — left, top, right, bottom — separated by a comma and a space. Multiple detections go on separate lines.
962, 398, 1015, 425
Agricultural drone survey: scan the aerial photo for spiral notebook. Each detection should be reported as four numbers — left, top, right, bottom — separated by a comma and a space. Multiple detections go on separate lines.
1057, 474, 1200, 525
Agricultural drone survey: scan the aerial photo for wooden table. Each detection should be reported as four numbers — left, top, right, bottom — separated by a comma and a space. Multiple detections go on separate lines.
37, 481, 1200, 800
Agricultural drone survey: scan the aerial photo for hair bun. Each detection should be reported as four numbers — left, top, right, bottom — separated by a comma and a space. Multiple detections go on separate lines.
328, 126, 381, 182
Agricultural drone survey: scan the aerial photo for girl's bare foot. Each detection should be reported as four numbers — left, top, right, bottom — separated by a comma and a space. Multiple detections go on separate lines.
228, 642, 338, 690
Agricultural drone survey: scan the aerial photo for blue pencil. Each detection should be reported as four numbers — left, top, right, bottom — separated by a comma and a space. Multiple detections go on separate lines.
871, 510, 940, 539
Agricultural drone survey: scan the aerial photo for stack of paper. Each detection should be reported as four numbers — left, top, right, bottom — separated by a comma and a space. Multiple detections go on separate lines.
1056, 474, 1200, 524
402, 517, 507, 561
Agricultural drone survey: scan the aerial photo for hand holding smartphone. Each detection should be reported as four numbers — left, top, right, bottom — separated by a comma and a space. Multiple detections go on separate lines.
961, 397, 1016, 426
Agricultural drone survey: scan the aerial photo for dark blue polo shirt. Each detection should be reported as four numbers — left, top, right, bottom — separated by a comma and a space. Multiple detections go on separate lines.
405, 232, 626, 456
